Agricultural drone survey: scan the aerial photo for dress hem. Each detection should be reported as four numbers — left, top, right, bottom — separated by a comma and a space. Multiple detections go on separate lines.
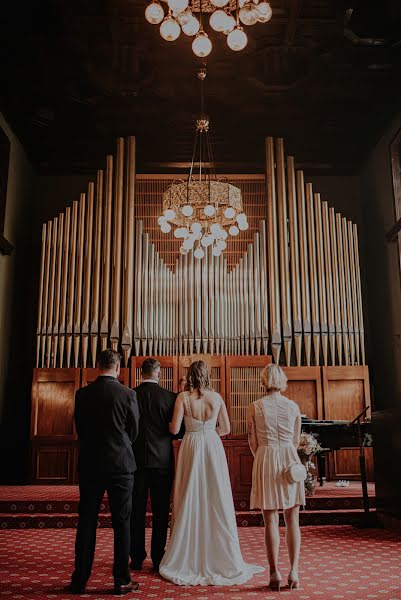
159, 564, 265, 587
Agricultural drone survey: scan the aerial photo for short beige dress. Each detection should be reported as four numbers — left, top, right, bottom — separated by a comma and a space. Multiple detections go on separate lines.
250, 392, 305, 510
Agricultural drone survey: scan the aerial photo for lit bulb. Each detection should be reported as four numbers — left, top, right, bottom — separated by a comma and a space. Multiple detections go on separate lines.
193, 230, 202, 240
204, 204, 216, 217
181, 204, 193, 217
220, 229, 228, 240
201, 235, 213, 247
229, 225, 239, 236
161, 222, 172, 233
227, 26, 247, 51
191, 222, 202, 234
194, 247, 205, 259
158, 215, 167, 226
192, 31, 212, 58
160, 16, 181, 41
255, 1, 272, 22
210, 223, 221, 236
239, 4, 258, 26
182, 227, 190, 238
183, 236, 195, 250
237, 212, 247, 223
175, 7, 192, 25
145, 1, 165, 24
217, 239, 227, 250
167, 0, 188, 13
180, 246, 189, 255
211, 0, 229, 6
224, 206, 236, 219
182, 15, 200, 36
238, 220, 249, 231
212, 245, 222, 257
222, 12, 236, 34
209, 10, 228, 32
164, 208, 176, 220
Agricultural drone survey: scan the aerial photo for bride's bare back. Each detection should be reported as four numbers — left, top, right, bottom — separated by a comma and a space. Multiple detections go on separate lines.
170, 388, 231, 437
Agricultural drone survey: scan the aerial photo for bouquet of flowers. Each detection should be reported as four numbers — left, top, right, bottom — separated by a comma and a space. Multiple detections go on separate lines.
298, 433, 322, 496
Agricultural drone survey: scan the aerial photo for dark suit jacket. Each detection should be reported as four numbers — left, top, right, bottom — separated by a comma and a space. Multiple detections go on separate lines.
133, 382, 177, 470
75, 375, 140, 475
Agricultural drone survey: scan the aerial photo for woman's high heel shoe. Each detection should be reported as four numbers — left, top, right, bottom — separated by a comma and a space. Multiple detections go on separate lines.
288, 571, 300, 590
268, 571, 282, 591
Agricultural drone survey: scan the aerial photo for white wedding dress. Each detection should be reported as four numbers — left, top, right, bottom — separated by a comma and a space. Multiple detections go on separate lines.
159, 395, 264, 586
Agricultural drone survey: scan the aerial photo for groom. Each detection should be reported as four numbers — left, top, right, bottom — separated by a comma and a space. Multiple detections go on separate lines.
70, 349, 140, 595
130, 358, 177, 571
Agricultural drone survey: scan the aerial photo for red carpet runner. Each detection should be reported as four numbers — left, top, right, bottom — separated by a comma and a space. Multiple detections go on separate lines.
1, 526, 400, 600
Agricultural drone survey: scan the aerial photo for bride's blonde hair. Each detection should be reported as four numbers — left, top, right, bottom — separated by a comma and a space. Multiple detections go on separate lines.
186, 360, 210, 396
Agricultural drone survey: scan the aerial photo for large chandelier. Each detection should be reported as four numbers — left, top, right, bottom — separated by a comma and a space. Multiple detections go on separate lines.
158, 68, 248, 259
145, 0, 272, 56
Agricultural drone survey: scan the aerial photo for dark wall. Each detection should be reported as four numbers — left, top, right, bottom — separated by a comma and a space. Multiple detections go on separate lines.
361, 109, 401, 521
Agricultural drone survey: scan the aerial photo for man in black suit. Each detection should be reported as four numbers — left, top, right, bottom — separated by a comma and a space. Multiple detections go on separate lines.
69, 349, 140, 595
130, 358, 177, 571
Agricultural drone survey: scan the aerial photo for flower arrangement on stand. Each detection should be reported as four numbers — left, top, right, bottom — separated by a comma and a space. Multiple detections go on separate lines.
298, 433, 322, 496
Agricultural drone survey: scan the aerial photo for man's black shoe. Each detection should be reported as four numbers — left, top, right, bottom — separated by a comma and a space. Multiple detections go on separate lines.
114, 580, 139, 595
67, 582, 86, 594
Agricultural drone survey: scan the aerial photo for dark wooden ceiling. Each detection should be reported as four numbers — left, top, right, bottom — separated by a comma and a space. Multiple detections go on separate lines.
1, 0, 401, 174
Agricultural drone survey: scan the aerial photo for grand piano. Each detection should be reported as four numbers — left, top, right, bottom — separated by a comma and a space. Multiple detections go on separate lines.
301, 408, 373, 516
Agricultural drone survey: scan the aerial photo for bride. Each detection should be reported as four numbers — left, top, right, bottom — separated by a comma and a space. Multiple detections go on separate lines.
159, 360, 264, 586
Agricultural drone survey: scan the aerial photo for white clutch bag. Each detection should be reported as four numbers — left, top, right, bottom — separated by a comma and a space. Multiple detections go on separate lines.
285, 463, 307, 484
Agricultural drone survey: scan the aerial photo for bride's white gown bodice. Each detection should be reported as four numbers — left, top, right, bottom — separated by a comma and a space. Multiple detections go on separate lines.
159, 395, 264, 586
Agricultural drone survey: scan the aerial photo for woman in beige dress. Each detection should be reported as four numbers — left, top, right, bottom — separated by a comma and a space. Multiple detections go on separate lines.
247, 364, 305, 591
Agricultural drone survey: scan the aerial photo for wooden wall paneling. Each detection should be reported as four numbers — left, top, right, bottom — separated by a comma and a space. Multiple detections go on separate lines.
283, 366, 323, 420
225, 355, 272, 437
31, 368, 80, 440
130, 356, 178, 392
179, 355, 226, 399
322, 365, 373, 480
81, 368, 129, 387
32, 443, 75, 484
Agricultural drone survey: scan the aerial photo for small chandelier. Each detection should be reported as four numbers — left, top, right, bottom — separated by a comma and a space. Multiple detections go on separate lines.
158, 68, 248, 259
145, 0, 272, 56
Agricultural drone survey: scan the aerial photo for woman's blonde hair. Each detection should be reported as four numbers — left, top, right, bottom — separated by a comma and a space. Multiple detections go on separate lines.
186, 360, 210, 395
261, 363, 287, 393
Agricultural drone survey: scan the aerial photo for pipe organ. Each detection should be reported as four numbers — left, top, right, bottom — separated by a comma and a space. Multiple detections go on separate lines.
31, 134, 373, 485
35, 136, 365, 368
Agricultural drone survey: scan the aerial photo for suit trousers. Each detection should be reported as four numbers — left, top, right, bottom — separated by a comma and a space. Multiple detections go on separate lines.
72, 472, 134, 587
130, 467, 174, 567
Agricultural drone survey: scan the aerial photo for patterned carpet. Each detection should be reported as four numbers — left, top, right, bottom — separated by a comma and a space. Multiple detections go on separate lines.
0, 526, 400, 600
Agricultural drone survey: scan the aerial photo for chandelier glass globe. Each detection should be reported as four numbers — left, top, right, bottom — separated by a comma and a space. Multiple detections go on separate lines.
145, 1, 165, 25
212, 245, 222, 257
201, 235, 214, 247
160, 222, 172, 233
192, 31, 212, 57
229, 225, 239, 236
216, 239, 227, 251
164, 208, 176, 220
238, 220, 249, 231
220, 229, 228, 240
211, 0, 229, 6
191, 222, 202, 234
222, 12, 236, 34
255, 1, 272, 22
239, 4, 258, 26
224, 206, 236, 219
210, 223, 222, 236
180, 246, 189, 255
181, 204, 193, 217
183, 236, 195, 250
167, 0, 188, 13
175, 7, 193, 25
227, 26, 248, 51
158, 215, 167, 226
204, 204, 216, 217
160, 16, 181, 41
194, 246, 205, 259
182, 15, 200, 36
209, 10, 229, 32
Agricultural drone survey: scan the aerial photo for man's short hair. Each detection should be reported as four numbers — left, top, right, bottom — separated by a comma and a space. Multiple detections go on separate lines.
98, 349, 121, 370
141, 358, 161, 377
